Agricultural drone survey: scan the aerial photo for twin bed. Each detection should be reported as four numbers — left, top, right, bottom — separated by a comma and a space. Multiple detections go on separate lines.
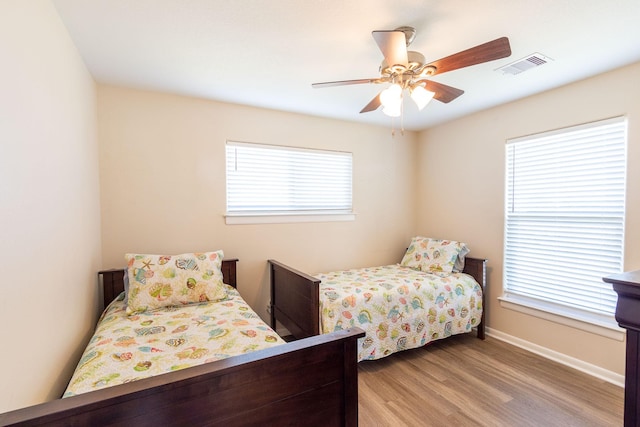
0, 253, 364, 426
269, 237, 487, 361
1, 238, 486, 426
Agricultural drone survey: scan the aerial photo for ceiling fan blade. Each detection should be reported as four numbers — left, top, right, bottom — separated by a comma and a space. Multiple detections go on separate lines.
360, 93, 382, 113
312, 78, 380, 88
425, 37, 511, 76
372, 30, 408, 67
418, 80, 465, 103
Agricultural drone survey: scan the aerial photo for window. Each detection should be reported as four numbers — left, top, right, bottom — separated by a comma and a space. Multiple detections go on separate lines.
225, 141, 353, 224
502, 117, 627, 331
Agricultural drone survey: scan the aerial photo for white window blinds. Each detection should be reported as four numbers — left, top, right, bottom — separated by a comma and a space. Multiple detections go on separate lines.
226, 141, 352, 215
504, 117, 627, 317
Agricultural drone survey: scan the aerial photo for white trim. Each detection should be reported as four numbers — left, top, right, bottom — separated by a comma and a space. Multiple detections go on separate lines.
225, 212, 355, 225
487, 327, 625, 388
226, 140, 351, 155
498, 295, 625, 341
507, 116, 627, 144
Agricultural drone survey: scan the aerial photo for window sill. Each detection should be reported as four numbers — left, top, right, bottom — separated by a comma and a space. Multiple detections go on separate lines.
498, 295, 625, 341
225, 212, 356, 225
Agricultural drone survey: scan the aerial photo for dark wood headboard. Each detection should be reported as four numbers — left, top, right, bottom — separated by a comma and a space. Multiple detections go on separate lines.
98, 258, 239, 309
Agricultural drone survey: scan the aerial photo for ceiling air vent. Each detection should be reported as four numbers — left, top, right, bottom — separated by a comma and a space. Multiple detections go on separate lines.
497, 53, 552, 75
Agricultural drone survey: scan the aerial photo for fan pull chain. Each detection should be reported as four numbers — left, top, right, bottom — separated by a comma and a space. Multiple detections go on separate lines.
390, 96, 405, 137
400, 98, 405, 136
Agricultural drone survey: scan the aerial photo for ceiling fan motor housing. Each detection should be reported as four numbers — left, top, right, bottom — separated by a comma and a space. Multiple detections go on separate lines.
395, 26, 416, 46
380, 51, 428, 79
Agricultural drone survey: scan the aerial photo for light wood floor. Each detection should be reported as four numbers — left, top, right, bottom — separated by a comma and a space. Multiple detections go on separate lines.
358, 334, 623, 427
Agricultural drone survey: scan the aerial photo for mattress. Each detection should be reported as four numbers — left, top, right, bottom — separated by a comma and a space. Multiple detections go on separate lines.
316, 264, 482, 361
64, 285, 285, 396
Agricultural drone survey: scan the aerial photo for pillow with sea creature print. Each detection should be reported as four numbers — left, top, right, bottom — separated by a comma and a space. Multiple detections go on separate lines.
400, 237, 467, 274
125, 250, 226, 315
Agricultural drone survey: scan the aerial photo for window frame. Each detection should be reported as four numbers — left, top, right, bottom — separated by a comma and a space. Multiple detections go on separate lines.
224, 141, 355, 225
499, 116, 627, 340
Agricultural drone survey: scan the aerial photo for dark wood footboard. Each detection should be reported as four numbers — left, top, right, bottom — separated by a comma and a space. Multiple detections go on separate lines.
0, 328, 364, 426
269, 259, 321, 338
462, 257, 488, 339
269, 257, 487, 340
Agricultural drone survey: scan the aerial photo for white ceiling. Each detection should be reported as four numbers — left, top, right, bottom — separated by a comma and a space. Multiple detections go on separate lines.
52, 0, 640, 131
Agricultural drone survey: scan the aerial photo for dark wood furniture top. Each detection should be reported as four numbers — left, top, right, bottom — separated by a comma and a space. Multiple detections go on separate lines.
0, 259, 364, 426
604, 270, 640, 331
604, 270, 640, 427
269, 256, 487, 341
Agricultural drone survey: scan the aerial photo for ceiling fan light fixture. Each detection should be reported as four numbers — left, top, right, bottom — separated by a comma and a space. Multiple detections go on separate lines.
410, 85, 435, 110
382, 104, 401, 118
380, 83, 402, 108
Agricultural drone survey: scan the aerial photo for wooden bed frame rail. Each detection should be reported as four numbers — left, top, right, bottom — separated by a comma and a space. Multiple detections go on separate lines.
269, 257, 488, 340
0, 259, 365, 426
0, 328, 364, 426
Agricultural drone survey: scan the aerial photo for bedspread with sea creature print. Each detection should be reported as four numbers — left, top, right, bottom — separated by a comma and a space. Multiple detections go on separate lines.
64, 285, 285, 396
316, 264, 482, 361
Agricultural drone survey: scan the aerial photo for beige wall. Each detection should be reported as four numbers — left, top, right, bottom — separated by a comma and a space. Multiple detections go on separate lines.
417, 61, 640, 376
97, 85, 418, 320
0, 1, 102, 413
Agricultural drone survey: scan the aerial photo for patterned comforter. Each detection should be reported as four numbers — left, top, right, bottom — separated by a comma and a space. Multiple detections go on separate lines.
64, 285, 285, 396
316, 264, 482, 361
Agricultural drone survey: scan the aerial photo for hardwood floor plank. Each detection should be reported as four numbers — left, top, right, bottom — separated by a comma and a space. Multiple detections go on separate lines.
358, 334, 623, 426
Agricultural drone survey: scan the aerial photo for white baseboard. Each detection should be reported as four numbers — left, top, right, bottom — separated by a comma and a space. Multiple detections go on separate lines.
487, 327, 625, 388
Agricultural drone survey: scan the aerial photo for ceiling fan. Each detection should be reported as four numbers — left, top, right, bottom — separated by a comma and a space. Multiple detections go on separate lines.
312, 26, 512, 117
